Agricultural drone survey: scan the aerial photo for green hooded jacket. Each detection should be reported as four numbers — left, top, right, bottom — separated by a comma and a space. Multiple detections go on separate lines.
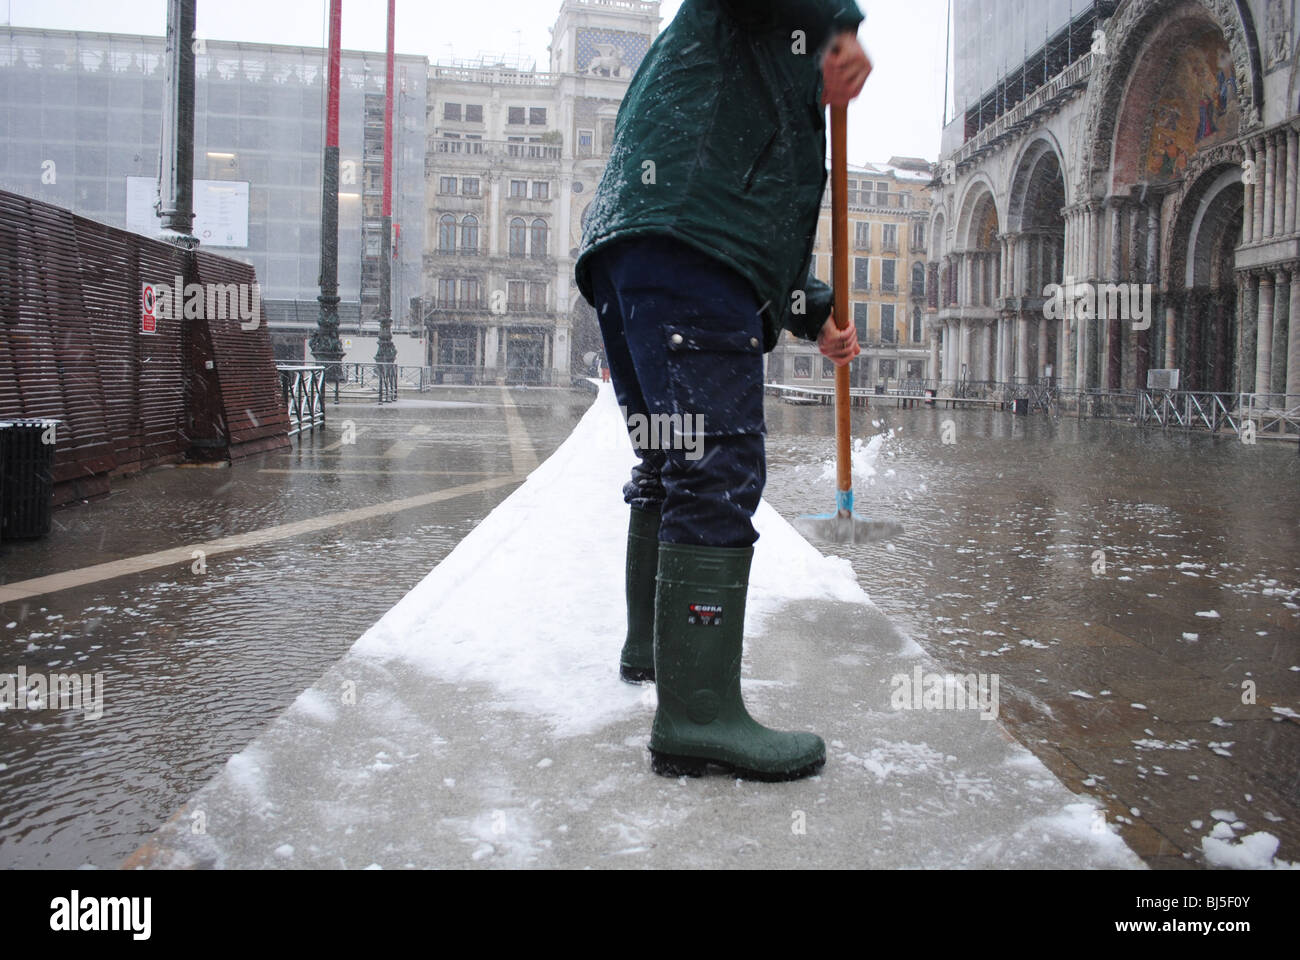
574, 0, 865, 352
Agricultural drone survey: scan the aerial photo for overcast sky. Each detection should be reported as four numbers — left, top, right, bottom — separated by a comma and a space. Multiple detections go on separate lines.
4, 0, 948, 163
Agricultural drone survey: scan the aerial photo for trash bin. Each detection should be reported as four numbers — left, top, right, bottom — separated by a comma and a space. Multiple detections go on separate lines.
0, 419, 59, 540
874, 385, 886, 395
1012, 398, 1029, 416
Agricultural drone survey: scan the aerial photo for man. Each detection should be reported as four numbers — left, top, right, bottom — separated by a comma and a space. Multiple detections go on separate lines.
574, 0, 871, 782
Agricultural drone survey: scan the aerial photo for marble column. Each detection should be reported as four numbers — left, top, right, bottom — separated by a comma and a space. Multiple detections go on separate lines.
1256, 272, 1275, 395
1254, 138, 1268, 241
1243, 147, 1256, 244
1274, 130, 1287, 239
1164, 302, 1177, 371
998, 237, 1009, 301
1264, 133, 1276, 239
1283, 125, 1297, 236
1076, 307, 1090, 390
1239, 273, 1257, 393
1016, 313, 1030, 380
1142, 200, 1160, 384
1089, 203, 1102, 281
1108, 200, 1124, 390
1186, 292, 1203, 390
1287, 266, 1300, 403
1037, 315, 1049, 379
1272, 270, 1290, 397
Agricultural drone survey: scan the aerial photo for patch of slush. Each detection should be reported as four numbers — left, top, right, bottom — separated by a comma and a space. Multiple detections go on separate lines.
353, 384, 872, 737
818, 433, 887, 485
1201, 830, 1298, 869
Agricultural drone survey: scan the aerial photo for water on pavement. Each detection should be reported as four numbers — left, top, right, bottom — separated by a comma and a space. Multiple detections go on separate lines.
0, 386, 1295, 870
0, 387, 589, 869
764, 400, 1299, 869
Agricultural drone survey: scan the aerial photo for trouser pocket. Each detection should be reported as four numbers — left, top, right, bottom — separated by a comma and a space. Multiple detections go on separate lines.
662, 321, 766, 442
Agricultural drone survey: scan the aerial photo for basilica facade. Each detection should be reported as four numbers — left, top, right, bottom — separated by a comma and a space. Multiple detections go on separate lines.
929, 0, 1300, 405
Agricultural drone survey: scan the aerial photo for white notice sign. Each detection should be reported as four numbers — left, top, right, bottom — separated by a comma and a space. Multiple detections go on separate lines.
126, 177, 250, 248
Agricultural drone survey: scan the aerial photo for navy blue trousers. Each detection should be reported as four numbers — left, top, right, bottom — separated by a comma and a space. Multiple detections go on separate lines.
586, 236, 767, 548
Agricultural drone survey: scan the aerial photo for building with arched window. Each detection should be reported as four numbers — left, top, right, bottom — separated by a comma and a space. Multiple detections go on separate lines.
768, 158, 935, 391
424, 0, 660, 384
930, 0, 1300, 411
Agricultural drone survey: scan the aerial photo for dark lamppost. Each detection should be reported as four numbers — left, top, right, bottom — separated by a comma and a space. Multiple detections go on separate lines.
375, 0, 398, 402
311, 0, 345, 385
156, 0, 197, 247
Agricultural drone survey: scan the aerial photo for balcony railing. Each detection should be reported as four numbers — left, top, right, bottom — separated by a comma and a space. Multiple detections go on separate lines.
824, 190, 913, 211
431, 298, 486, 311
428, 139, 562, 165
432, 65, 557, 86
425, 302, 554, 318
950, 51, 1095, 168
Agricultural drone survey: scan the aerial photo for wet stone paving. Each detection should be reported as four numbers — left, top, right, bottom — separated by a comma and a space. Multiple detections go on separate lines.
765, 401, 1299, 869
0, 387, 590, 869
0, 385, 1296, 870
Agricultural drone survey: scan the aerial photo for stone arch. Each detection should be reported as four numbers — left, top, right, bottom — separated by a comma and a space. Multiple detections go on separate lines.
954, 177, 1001, 251
1081, 0, 1263, 191
929, 208, 949, 259
1163, 152, 1245, 390
929, 209, 948, 259
1162, 140, 1246, 288
1007, 135, 1068, 232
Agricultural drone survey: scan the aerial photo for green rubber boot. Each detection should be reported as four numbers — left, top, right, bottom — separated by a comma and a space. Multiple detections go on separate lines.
649, 543, 826, 781
619, 507, 661, 683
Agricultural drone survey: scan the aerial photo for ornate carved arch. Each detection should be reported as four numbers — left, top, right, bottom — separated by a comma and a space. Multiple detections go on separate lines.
953, 175, 1001, 251
1161, 140, 1246, 289
1080, 0, 1263, 195
1007, 134, 1068, 232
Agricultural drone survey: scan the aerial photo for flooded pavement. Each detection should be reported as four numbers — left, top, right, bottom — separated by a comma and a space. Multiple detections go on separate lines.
764, 402, 1300, 869
1, 384, 1296, 870
0, 387, 591, 869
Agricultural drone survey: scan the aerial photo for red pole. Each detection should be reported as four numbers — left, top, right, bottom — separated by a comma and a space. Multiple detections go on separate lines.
326, 0, 342, 150
311, 0, 345, 375
382, 0, 395, 220
374, 0, 398, 380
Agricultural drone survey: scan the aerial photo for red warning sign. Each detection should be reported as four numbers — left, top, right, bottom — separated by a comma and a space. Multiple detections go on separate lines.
141, 282, 158, 334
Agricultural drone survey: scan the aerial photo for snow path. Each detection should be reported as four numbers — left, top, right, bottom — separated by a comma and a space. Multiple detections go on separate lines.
351, 382, 871, 737
131, 385, 1144, 870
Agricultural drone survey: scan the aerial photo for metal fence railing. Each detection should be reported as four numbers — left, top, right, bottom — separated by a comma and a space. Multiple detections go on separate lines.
766, 374, 1298, 441
1139, 391, 1300, 441
306, 363, 567, 396
277, 365, 327, 436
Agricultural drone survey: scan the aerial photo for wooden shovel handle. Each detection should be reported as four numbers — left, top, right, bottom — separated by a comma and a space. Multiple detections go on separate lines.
830, 104, 852, 511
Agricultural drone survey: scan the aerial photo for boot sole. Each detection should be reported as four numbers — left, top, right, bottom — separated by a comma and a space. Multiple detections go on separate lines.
650, 749, 825, 783
620, 665, 654, 684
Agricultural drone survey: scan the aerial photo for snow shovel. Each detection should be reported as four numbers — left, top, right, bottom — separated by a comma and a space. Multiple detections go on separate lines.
793, 104, 902, 545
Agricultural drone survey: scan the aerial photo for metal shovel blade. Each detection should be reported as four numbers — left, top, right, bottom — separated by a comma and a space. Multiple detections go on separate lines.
793, 510, 904, 545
